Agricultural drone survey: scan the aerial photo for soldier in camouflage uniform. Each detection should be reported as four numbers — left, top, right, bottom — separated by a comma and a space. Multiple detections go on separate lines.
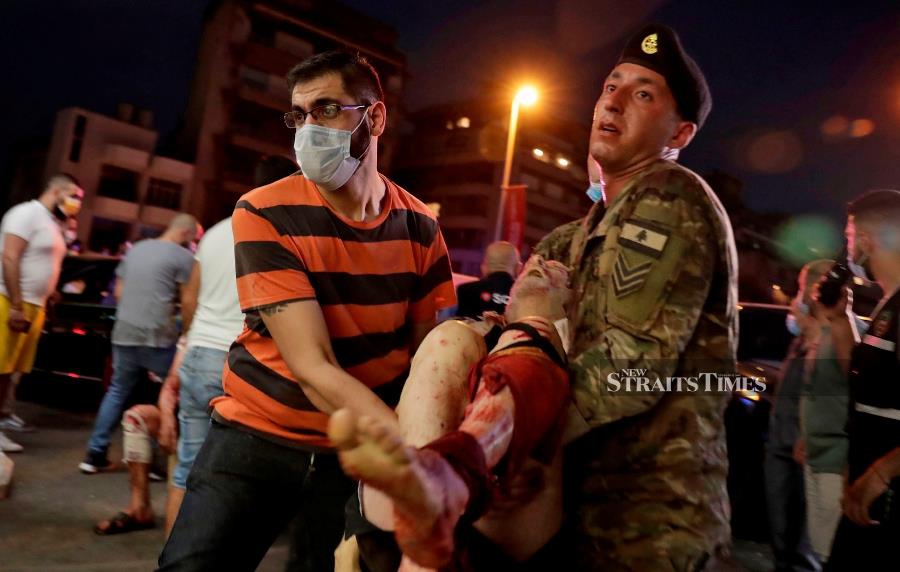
535, 24, 739, 571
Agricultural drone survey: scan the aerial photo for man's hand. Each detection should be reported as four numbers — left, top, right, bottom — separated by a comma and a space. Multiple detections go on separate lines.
334, 535, 362, 572
843, 465, 890, 526
7, 307, 30, 333
793, 438, 806, 465
813, 281, 851, 322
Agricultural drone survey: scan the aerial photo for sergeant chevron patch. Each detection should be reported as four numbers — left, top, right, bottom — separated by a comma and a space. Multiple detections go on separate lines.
612, 253, 653, 297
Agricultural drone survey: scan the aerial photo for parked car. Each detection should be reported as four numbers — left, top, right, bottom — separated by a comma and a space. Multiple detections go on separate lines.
28, 254, 119, 390
727, 302, 792, 541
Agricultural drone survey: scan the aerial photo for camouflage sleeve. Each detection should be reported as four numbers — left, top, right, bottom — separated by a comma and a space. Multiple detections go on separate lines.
568, 172, 718, 432
534, 219, 583, 265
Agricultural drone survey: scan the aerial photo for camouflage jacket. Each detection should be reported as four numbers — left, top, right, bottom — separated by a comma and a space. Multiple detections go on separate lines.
536, 159, 739, 571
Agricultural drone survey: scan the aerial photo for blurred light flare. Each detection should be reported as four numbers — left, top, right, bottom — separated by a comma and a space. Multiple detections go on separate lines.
532, 148, 545, 158
849, 118, 875, 138
821, 115, 849, 137
738, 129, 803, 174
516, 86, 538, 106
775, 215, 842, 266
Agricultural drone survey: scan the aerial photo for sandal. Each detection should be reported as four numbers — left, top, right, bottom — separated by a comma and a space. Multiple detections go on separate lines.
94, 511, 156, 535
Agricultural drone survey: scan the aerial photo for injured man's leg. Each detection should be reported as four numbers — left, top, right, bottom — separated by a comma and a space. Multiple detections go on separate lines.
329, 381, 514, 568
357, 318, 489, 533
94, 404, 160, 535
332, 255, 572, 569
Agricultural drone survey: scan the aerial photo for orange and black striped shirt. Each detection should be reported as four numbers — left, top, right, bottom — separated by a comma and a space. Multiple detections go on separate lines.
212, 174, 456, 448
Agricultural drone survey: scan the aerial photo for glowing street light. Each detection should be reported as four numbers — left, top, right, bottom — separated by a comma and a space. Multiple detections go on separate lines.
517, 85, 538, 107
495, 85, 538, 241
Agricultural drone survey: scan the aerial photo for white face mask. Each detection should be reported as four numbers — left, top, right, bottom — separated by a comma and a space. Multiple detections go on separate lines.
293, 109, 370, 191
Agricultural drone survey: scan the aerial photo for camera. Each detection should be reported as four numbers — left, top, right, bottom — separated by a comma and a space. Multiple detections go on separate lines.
817, 260, 853, 308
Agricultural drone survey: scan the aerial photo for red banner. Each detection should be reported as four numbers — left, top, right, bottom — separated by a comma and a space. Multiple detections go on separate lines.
500, 184, 527, 252
500, 185, 527, 252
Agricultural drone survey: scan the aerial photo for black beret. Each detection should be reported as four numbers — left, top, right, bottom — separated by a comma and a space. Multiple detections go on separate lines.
617, 23, 712, 128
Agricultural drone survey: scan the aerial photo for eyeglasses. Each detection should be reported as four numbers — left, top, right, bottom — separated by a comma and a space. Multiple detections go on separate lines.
283, 104, 367, 128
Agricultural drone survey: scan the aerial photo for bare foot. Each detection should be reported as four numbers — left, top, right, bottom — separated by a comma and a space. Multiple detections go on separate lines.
329, 409, 469, 568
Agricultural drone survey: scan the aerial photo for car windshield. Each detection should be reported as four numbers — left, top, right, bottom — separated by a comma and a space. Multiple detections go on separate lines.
57, 255, 120, 306
737, 304, 792, 363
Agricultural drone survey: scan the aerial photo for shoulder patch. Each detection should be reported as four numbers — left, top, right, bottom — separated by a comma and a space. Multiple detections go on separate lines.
612, 253, 652, 297
618, 219, 670, 259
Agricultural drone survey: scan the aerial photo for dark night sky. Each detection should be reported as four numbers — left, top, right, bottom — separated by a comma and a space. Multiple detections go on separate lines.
2, 0, 898, 222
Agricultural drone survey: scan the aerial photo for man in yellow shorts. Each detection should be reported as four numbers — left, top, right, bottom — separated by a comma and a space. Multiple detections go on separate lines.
0, 173, 84, 453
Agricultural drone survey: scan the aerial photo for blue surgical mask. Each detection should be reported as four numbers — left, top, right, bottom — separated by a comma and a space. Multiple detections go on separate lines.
586, 182, 605, 204
786, 314, 801, 337
293, 109, 370, 191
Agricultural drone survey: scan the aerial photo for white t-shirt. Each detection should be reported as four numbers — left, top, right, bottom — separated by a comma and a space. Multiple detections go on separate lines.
187, 217, 245, 352
0, 200, 66, 307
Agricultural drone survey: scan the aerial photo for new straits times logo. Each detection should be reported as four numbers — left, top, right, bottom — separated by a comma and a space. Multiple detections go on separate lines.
607, 369, 767, 394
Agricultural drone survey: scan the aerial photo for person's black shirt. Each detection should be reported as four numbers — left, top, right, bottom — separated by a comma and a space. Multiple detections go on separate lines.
455, 272, 514, 319
846, 288, 900, 482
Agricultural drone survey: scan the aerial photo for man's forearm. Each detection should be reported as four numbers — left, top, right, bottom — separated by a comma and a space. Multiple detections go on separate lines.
181, 299, 197, 335
875, 447, 900, 480
1, 257, 23, 307
295, 361, 397, 427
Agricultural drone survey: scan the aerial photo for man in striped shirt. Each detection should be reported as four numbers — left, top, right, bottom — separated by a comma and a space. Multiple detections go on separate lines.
158, 52, 455, 571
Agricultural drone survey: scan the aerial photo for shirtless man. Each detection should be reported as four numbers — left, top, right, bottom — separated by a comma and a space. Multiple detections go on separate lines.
330, 255, 572, 570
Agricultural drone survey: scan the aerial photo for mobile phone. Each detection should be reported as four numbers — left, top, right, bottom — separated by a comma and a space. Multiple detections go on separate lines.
870, 483, 897, 527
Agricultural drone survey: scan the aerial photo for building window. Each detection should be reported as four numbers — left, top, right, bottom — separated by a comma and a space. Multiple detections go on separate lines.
69, 115, 87, 163
87, 216, 131, 255
145, 178, 183, 210
97, 164, 139, 202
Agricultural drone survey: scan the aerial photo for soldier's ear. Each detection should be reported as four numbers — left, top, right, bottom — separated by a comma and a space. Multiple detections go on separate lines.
668, 120, 696, 151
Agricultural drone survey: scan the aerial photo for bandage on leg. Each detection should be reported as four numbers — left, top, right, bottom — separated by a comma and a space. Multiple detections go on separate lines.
122, 412, 153, 464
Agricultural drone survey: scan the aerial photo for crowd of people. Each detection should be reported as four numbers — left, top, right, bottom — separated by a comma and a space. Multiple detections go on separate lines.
0, 21, 897, 572
766, 190, 900, 571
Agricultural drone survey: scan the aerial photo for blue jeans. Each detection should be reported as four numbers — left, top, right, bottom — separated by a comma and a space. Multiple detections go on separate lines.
87, 344, 176, 456
158, 421, 354, 571
172, 346, 226, 489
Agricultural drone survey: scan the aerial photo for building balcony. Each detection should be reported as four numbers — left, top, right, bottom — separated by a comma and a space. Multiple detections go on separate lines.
93, 196, 139, 220
148, 156, 194, 182
226, 132, 288, 158
102, 144, 150, 171
233, 84, 286, 112
232, 41, 300, 78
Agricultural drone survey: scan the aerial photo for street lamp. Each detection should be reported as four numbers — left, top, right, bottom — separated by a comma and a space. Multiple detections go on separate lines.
495, 85, 538, 241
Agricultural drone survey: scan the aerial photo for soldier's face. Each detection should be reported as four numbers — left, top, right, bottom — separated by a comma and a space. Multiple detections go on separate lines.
590, 63, 683, 173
